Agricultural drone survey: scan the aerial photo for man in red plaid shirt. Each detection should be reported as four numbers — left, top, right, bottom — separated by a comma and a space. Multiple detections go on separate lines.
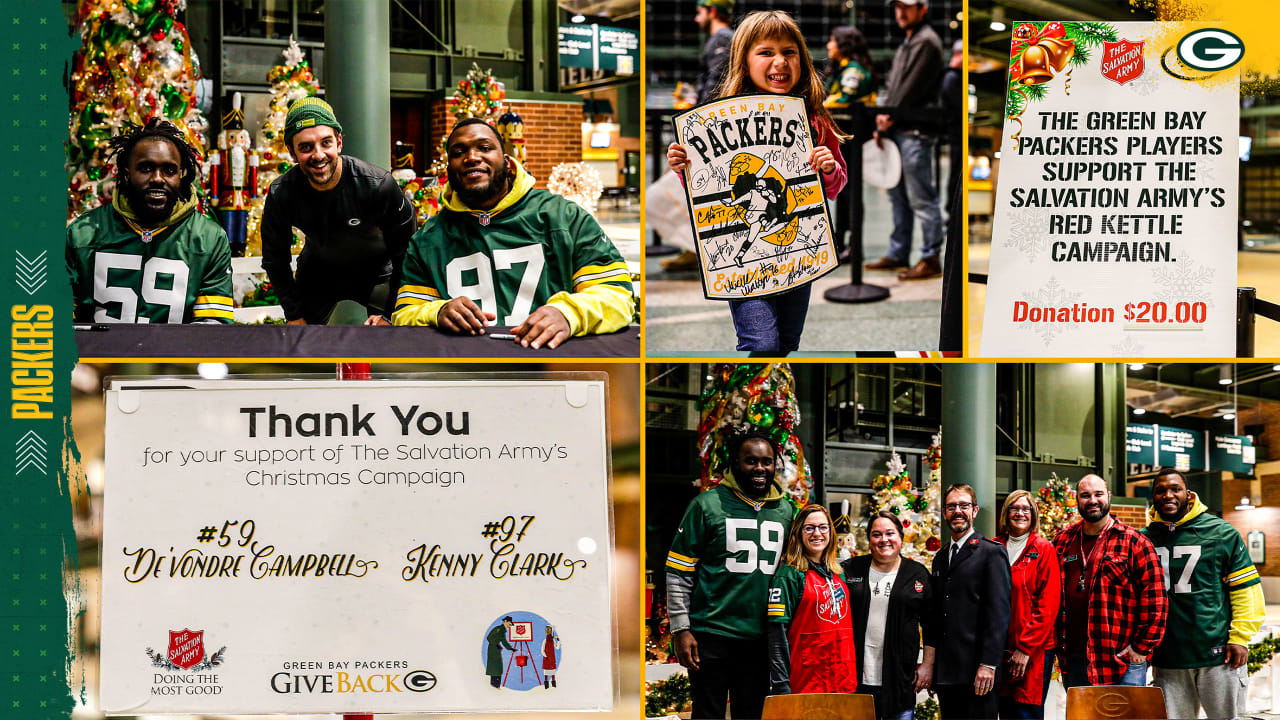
1053, 474, 1167, 688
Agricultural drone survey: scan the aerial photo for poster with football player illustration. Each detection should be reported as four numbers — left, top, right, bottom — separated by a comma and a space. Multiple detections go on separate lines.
673, 94, 839, 300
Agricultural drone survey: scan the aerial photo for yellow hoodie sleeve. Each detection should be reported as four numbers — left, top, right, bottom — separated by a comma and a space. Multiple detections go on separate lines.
392, 298, 449, 326
1228, 581, 1265, 646
544, 283, 635, 336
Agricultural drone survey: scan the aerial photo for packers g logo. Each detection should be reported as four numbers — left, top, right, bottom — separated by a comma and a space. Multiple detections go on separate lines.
1176, 28, 1244, 72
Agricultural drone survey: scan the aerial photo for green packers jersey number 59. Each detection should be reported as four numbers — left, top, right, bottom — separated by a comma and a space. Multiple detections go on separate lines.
94, 252, 190, 323
725, 518, 786, 574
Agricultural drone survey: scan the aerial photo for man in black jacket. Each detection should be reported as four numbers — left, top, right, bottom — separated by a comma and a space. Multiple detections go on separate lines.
260, 98, 416, 325
924, 484, 1012, 720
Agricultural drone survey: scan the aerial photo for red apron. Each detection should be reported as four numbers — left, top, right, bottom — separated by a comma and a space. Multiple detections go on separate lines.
996, 533, 1061, 705
788, 568, 858, 694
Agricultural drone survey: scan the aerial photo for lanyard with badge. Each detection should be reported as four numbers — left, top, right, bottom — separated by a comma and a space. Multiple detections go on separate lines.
1076, 517, 1113, 592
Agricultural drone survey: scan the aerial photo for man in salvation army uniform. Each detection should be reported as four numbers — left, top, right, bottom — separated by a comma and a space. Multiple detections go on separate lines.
924, 483, 1011, 720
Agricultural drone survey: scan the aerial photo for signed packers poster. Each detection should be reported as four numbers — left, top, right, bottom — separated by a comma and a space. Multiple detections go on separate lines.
673, 94, 839, 300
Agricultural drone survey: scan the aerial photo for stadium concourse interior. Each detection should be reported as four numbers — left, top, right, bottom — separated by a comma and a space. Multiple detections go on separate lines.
645, 362, 1280, 720
643, 0, 963, 354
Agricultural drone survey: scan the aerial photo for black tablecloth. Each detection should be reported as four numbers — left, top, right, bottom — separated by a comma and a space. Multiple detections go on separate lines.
74, 324, 641, 360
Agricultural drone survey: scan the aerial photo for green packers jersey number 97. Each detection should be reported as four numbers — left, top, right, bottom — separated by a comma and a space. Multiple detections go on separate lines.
445, 245, 545, 325
725, 518, 786, 574
1154, 545, 1202, 594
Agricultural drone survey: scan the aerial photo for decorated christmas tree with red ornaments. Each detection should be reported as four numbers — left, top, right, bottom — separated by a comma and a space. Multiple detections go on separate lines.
67, 0, 213, 220
695, 364, 810, 505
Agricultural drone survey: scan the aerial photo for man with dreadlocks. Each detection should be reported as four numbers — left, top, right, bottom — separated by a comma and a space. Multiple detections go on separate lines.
67, 118, 234, 323
392, 118, 633, 349
260, 98, 416, 325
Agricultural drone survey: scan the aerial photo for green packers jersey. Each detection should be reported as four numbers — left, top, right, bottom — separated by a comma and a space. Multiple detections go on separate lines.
396, 189, 631, 325
67, 205, 234, 323
666, 484, 795, 638
1142, 500, 1261, 668
766, 564, 808, 624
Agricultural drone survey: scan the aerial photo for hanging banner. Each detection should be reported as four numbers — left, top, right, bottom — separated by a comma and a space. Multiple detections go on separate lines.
99, 378, 615, 714
981, 22, 1240, 357
673, 93, 838, 300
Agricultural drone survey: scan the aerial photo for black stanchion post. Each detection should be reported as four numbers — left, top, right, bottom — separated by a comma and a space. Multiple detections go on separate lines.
1237, 286, 1256, 358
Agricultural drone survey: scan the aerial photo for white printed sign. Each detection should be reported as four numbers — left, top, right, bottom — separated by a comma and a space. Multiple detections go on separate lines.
981, 22, 1239, 357
674, 93, 838, 299
100, 379, 614, 713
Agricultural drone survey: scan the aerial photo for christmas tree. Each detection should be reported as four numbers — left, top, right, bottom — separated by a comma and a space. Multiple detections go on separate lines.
853, 435, 943, 563
244, 36, 319, 256
1035, 472, 1078, 539
696, 364, 810, 505
67, 0, 212, 220
426, 63, 507, 178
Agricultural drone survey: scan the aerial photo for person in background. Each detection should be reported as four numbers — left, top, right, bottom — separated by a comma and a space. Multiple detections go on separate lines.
767, 504, 857, 695
993, 490, 1060, 719
844, 511, 933, 720
866, 0, 945, 281
824, 26, 877, 265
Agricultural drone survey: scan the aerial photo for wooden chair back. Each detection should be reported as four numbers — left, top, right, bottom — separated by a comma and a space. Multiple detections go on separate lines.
760, 693, 876, 720
1065, 685, 1167, 720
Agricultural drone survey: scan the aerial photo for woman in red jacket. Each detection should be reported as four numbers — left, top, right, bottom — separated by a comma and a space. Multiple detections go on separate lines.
994, 490, 1061, 719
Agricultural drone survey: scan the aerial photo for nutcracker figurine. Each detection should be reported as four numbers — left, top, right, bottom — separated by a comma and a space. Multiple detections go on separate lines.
209, 92, 259, 257
497, 109, 526, 165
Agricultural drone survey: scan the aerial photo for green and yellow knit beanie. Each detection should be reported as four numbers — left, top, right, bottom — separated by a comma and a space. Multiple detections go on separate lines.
697, 0, 734, 13
284, 97, 343, 148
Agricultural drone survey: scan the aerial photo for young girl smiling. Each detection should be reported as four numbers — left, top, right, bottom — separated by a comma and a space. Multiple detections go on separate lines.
669, 10, 848, 354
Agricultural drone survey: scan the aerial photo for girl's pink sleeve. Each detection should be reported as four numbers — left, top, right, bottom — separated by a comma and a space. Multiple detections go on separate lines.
816, 121, 847, 198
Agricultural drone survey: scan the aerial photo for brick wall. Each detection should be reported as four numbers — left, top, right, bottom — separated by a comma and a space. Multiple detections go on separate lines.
1111, 503, 1148, 529
1223, 472, 1280, 578
428, 99, 584, 189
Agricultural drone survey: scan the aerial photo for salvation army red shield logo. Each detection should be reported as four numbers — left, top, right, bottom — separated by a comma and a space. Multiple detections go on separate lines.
168, 629, 204, 670
914, 580, 924, 592
1101, 39, 1145, 84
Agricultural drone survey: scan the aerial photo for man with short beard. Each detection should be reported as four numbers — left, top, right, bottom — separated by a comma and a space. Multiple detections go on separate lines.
664, 431, 795, 719
261, 98, 416, 325
1141, 468, 1263, 719
393, 119, 634, 349
924, 483, 1010, 720
1053, 474, 1167, 689
68, 119, 233, 323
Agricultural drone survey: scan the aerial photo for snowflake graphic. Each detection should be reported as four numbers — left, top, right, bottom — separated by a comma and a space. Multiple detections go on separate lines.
1017, 277, 1084, 344
1195, 160, 1217, 186
1003, 208, 1052, 261
1127, 71, 1160, 97
1110, 335, 1147, 357
1151, 257, 1216, 306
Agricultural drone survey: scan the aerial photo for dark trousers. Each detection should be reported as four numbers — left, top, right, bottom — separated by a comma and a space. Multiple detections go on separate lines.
689, 631, 768, 720
936, 683, 999, 720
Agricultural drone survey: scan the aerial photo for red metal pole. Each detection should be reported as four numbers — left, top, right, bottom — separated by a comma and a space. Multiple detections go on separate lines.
339, 362, 372, 720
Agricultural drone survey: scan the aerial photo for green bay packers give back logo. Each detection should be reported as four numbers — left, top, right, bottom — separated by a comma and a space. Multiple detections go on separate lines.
1176, 28, 1244, 72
